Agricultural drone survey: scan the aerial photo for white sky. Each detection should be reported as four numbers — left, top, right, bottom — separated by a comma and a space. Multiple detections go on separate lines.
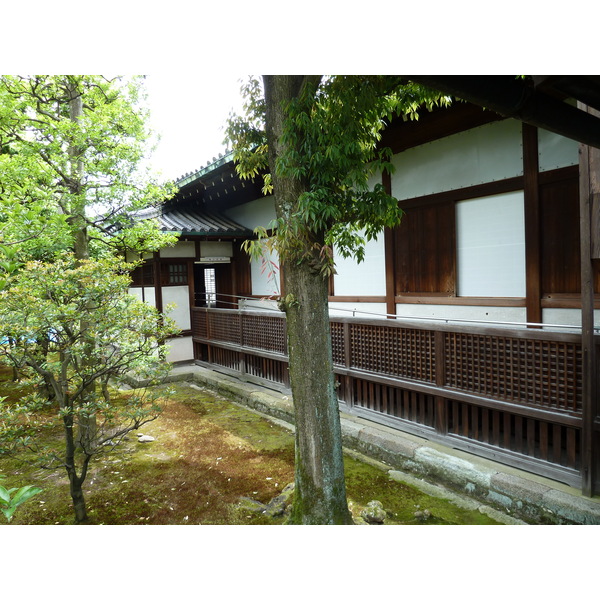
143, 73, 247, 182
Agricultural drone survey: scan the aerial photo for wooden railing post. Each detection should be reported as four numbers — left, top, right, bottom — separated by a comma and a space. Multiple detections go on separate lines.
205, 308, 213, 364
343, 321, 353, 408
434, 330, 448, 436
239, 311, 246, 377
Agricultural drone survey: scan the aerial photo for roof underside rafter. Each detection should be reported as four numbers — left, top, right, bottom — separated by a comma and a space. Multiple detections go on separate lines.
407, 75, 600, 149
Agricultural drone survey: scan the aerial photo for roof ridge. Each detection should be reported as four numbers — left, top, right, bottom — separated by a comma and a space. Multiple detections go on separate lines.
174, 150, 235, 187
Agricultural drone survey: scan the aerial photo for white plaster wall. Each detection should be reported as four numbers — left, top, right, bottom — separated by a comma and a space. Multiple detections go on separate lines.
537, 128, 579, 172
160, 241, 195, 258
333, 234, 386, 296
329, 303, 388, 319
165, 336, 194, 362
391, 119, 523, 200
128, 287, 156, 307
226, 196, 280, 297
239, 298, 280, 312
456, 191, 526, 297
395, 304, 528, 326
542, 308, 600, 330
200, 241, 233, 257
225, 195, 277, 231
161, 285, 191, 330
128, 287, 143, 302
125, 251, 154, 262
250, 244, 280, 297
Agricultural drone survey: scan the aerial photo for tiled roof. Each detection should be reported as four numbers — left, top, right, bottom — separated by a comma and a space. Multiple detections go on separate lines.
137, 208, 252, 235
174, 151, 234, 188
152, 206, 250, 236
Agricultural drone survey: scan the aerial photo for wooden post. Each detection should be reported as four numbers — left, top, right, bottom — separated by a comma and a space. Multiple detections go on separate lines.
343, 321, 353, 408
153, 251, 163, 313
434, 330, 448, 436
579, 103, 600, 496
383, 170, 397, 319
523, 124, 542, 326
239, 310, 246, 377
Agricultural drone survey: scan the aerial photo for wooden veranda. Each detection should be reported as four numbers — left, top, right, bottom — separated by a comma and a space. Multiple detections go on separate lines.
191, 306, 599, 493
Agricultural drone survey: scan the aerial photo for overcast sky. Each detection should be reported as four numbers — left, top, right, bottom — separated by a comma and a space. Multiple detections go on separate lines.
144, 73, 247, 182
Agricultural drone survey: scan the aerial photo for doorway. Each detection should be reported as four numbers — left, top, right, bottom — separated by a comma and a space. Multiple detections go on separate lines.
193, 263, 234, 308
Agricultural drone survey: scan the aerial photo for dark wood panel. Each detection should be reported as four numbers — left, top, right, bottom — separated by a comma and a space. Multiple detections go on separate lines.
394, 200, 455, 294
540, 174, 581, 294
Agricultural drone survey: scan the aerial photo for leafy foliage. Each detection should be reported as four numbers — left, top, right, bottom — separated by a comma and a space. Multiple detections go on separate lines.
226, 76, 450, 272
0, 474, 43, 522
0, 75, 178, 260
0, 256, 178, 489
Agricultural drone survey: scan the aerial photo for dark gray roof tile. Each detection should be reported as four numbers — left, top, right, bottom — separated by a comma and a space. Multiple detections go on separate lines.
158, 208, 251, 236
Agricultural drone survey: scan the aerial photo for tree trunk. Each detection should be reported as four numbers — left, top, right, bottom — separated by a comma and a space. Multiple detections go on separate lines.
263, 75, 353, 524
67, 79, 97, 449
63, 413, 89, 524
69, 473, 89, 524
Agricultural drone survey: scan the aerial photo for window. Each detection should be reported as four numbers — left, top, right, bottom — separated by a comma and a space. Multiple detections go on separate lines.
394, 191, 527, 299
161, 263, 188, 286
131, 262, 154, 287
456, 191, 526, 297
204, 268, 216, 307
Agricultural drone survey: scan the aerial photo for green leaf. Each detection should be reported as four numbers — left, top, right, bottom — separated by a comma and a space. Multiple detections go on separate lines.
10, 485, 43, 507
0, 485, 11, 504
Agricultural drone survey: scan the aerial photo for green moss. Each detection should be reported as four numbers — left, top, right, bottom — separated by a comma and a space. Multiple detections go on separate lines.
344, 457, 500, 525
0, 376, 504, 525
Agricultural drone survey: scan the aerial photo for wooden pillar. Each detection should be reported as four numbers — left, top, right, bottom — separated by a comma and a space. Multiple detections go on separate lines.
153, 251, 163, 313
523, 124, 542, 326
579, 104, 600, 496
434, 330, 448, 436
383, 170, 397, 318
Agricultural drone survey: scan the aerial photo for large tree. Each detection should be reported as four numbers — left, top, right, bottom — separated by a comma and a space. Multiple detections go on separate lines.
0, 75, 173, 259
227, 75, 446, 523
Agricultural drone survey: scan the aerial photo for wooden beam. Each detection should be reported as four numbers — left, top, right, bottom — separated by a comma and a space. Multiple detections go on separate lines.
408, 76, 600, 149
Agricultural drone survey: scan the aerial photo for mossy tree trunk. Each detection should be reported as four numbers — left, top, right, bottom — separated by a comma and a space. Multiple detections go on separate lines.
263, 75, 353, 524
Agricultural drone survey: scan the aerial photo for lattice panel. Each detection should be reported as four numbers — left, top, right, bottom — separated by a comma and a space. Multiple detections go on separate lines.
208, 312, 241, 344
192, 310, 208, 339
245, 355, 289, 386
447, 398, 581, 470
349, 324, 435, 382
444, 333, 582, 412
211, 347, 240, 370
351, 378, 435, 428
330, 322, 345, 366
242, 315, 286, 354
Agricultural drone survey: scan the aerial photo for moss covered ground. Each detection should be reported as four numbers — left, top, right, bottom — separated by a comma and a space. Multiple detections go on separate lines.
1, 370, 503, 525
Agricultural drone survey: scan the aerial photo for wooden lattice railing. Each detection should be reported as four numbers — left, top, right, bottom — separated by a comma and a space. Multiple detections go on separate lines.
191, 306, 597, 490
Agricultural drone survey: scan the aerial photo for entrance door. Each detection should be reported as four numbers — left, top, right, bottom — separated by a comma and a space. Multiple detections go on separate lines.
193, 263, 234, 308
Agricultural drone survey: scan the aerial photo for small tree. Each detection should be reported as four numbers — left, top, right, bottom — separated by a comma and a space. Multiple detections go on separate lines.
227, 75, 447, 523
0, 75, 179, 523
0, 257, 179, 523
